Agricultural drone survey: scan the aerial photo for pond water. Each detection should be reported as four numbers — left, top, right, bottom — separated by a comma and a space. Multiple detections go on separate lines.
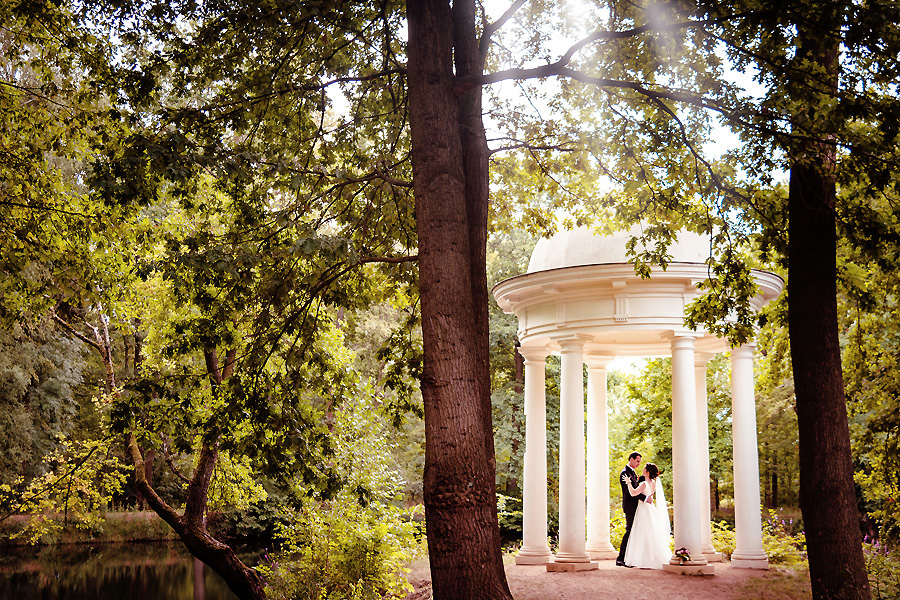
0, 542, 264, 600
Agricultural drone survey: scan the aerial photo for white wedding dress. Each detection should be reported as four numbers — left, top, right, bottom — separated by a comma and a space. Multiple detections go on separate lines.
623, 478, 672, 569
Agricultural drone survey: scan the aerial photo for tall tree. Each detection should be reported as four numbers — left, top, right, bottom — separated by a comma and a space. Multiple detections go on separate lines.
406, 1, 512, 596
781, 10, 870, 595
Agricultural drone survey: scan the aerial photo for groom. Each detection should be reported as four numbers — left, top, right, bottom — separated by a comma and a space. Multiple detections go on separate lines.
615, 451, 645, 567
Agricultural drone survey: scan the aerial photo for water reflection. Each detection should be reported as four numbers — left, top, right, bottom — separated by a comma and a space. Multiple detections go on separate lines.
0, 541, 260, 600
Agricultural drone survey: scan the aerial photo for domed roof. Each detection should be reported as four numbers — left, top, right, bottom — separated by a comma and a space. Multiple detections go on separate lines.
526, 225, 711, 274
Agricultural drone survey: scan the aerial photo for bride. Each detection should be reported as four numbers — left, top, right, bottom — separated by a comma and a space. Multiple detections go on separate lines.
621, 462, 672, 569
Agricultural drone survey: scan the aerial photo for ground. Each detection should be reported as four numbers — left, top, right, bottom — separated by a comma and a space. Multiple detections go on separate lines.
404, 559, 813, 599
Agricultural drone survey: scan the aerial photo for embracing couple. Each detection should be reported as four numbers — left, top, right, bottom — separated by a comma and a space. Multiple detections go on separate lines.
615, 451, 672, 569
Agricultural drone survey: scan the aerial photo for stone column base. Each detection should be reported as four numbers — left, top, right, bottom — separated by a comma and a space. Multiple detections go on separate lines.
731, 556, 769, 569
553, 552, 592, 563
515, 550, 553, 565
663, 562, 716, 575
587, 549, 619, 560
703, 551, 725, 563
546, 560, 599, 572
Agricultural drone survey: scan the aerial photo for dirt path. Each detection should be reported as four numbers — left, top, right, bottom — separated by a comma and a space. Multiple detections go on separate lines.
405, 559, 812, 599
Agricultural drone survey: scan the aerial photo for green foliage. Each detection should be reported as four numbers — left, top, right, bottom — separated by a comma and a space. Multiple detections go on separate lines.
841, 256, 900, 540
616, 358, 674, 474
345, 301, 424, 429
864, 540, 900, 600
203, 328, 425, 595
709, 510, 807, 566
755, 301, 801, 507
710, 519, 736, 559
705, 355, 737, 504
0, 325, 85, 485
207, 451, 269, 514
0, 439, 127, 544
762, 508, 807, 567
610, 508, 626, 550
496, 494, 523, 539
0, 510, 177, 545
259, 500, 423, 600
487, 230, 541, 497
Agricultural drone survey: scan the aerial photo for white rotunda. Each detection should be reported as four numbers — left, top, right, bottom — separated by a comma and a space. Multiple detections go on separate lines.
492, 226, 783, 574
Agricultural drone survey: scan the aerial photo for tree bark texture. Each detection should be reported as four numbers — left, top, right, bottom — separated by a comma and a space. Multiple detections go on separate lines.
407, 0, 512, 597
789, 163, 870, 599
788, 20, 870, 598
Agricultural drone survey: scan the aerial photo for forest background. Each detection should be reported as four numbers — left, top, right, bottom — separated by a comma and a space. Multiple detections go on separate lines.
1, 0, 900, 599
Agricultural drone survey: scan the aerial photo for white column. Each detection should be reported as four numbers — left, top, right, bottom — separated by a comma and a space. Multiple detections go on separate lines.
695, 354, 722, 561
668, 334, 707, 565
555, 338, 590, 562
585, 354, 617, 559
730, 344, 769, 569
516, 346, 553, 565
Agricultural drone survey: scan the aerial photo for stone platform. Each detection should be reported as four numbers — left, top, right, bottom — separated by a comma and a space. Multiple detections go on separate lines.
662, 562, 716, 575
546, 560, 599, 572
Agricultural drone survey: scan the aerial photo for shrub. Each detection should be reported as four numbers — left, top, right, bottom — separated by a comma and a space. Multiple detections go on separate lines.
762, 507, 804, 537
496, 494, 522, 540
711, 519, 736, 558
762, 508, 807, 566
709, 510, 806, 566
610, 509, 626, 550
864, 539, 900, 600
258, 499, 424, 600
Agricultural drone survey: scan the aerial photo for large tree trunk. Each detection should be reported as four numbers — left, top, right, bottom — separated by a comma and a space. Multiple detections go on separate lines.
407, 0, 513, 597
788, 21, 870, 596
789, 162, 870, 600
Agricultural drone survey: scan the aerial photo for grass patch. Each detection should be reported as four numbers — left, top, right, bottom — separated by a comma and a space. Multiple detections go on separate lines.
735, 566, 813, 600
0, 511, 178, 545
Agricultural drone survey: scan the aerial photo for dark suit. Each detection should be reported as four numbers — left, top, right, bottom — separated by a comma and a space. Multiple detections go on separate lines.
616, 465, 646, 563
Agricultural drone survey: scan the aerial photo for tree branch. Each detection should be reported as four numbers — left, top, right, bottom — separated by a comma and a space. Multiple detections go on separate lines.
221, 348, 237, 380
488, 140, 580, 156
160, 434, 192, 485
184, 441, 218, 530
126, 432, 183, 533
186, 68, 405, 116
0, 441, 105, 523
52, 310, 103, 353
0, 200, 96, 218
357, 254, 418, 264
479, 0, 528, 63
204, 346, 222, 387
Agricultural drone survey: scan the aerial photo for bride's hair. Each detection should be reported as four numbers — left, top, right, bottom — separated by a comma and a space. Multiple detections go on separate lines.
645, 463, 661, 480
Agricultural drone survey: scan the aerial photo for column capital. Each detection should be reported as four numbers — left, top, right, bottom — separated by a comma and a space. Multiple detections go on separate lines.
730, 342, 757, 359
584, 353, 615, 369
518, 345, 550, 364
557, 337, 587, 353
694, 352, 714, 368
662, 330, 702, 350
